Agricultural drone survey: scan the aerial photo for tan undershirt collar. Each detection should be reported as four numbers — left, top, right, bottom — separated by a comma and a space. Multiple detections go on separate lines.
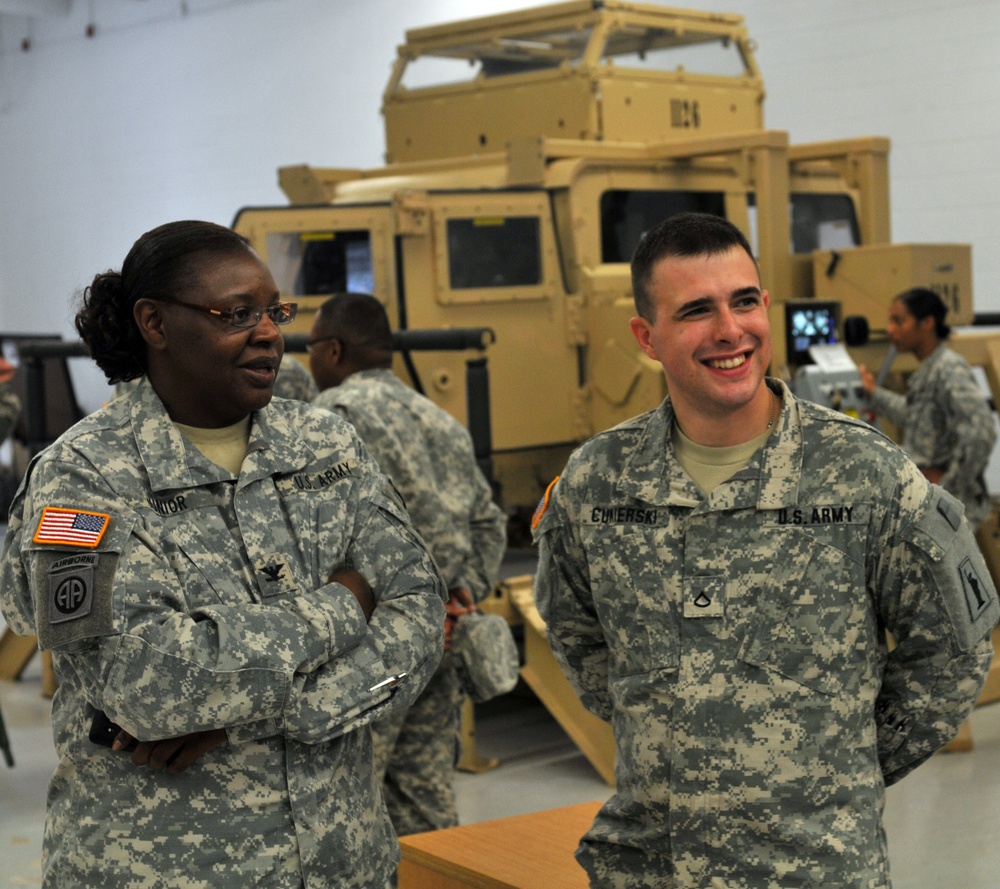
673, 421, 771, 495
173, 416, 251, 477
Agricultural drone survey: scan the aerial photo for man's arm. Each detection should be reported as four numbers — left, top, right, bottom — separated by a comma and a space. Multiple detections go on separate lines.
532, 478, 613, 721
458, 455, 507, 604
875, 478, 999, 784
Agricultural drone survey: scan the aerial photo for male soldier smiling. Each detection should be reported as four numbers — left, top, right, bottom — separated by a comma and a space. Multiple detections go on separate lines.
532, 212, 998, 889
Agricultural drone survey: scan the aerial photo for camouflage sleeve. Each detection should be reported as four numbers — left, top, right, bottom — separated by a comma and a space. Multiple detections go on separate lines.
939, 371, 997, 492
0, 479, 35, 636
4, 457, 382, 743
871, 386, 909, 429
532, 477, 613, 721
273, 354, 319, 403
457, 459, 507, 603
874, 476, 998, 784
236, 485, 447, 745
0, 383, 21, 444
413, 428, 506, 600
339, 400, 505, 600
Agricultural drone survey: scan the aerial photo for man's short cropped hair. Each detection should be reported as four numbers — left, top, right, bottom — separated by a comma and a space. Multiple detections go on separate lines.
630, 212, 757, 321
315, 292, 393, 364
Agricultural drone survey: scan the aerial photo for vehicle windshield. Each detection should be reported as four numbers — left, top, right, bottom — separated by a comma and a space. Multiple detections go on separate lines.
399, 20, 750, 90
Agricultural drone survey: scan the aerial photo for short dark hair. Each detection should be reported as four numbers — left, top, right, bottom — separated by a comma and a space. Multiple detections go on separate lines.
895, 287, 950, 340
314, 292, 393, 368
75, 220, 254, 383
630, 212, 757, 321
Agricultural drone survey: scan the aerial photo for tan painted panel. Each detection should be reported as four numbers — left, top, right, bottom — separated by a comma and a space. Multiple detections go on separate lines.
813, 243, 974, 330
599, 74, 762, 142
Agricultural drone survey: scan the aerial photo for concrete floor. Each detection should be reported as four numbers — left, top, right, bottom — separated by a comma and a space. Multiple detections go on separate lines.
4, 657, 1000, 888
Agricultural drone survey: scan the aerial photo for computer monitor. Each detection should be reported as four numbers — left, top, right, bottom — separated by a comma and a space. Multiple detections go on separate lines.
784, 301, 840, 367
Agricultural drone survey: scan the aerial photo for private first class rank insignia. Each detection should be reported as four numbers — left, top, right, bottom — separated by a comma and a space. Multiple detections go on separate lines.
34, 507, 110, 548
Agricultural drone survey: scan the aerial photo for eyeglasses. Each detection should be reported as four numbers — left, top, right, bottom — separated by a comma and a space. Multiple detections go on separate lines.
154, 297, 298, 329
305, 335, 338, 353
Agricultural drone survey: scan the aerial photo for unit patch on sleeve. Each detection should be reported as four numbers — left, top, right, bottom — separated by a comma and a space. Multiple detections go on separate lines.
34, 507, 111, 548
959, 555, 994, 624
47, 553, 98, 625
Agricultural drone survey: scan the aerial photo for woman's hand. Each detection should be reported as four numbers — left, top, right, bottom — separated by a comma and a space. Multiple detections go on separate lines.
858, 363, 877, 396
330, 568, 376, 622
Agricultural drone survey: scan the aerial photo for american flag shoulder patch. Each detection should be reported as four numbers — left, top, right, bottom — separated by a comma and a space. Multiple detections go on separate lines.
33, 507, 111, 548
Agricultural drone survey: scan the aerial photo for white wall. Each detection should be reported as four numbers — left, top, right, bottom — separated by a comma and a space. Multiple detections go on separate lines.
1, 0, 998, 411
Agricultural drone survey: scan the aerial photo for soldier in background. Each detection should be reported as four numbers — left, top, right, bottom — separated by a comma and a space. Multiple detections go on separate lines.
532, 212, 998, 888
0, 221, 445, 888
273, 352, 319, 402
308, 292, 507, 837
0, 356, 20, 445
0, 356, 22, 518
859, 287, 997, 532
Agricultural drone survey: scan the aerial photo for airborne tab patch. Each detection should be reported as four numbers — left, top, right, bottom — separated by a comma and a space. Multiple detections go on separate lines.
34, 507, 110, 548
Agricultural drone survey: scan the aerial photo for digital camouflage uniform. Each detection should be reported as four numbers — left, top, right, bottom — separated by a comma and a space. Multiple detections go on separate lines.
533, 379, 997, 889
0, 377, 447, 888
871, 343, 997, 527
0, 381, 20, 444
274, 353, 319, 403
314, 368, 507, 836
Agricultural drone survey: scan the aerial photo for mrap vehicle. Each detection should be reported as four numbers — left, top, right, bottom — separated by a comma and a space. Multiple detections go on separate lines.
232, 0, 977, 522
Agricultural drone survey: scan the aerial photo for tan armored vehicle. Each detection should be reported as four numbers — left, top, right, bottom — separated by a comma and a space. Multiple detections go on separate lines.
233, 0, 976, 523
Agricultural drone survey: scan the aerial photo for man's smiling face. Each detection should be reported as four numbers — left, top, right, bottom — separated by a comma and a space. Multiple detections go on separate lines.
630, 245, 772, 433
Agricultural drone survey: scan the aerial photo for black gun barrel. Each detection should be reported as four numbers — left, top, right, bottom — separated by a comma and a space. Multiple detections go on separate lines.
283, 328, 495, 354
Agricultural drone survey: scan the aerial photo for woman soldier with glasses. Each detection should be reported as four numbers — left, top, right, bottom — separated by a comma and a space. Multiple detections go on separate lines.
0, 220, 446, 888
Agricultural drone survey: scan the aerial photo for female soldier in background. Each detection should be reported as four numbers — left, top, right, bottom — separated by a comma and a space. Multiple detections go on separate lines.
0, 220, 446, 888
860, 287, 997, 532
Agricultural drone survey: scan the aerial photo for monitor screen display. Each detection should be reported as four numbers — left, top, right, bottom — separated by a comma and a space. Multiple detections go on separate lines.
785, 301, 839, 365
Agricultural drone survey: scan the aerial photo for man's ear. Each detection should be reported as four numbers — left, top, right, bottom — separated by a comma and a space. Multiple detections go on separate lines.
133, 299, 168, 352
630, 315, 657, 361
328, 337, 344, 365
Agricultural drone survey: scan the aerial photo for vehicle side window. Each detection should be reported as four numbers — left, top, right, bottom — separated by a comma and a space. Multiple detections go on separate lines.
789, 194, 860, 254
447, 217, 542, 289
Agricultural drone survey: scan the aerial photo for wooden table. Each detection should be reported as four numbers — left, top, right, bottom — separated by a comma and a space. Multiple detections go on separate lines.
398, 800, 602, 889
